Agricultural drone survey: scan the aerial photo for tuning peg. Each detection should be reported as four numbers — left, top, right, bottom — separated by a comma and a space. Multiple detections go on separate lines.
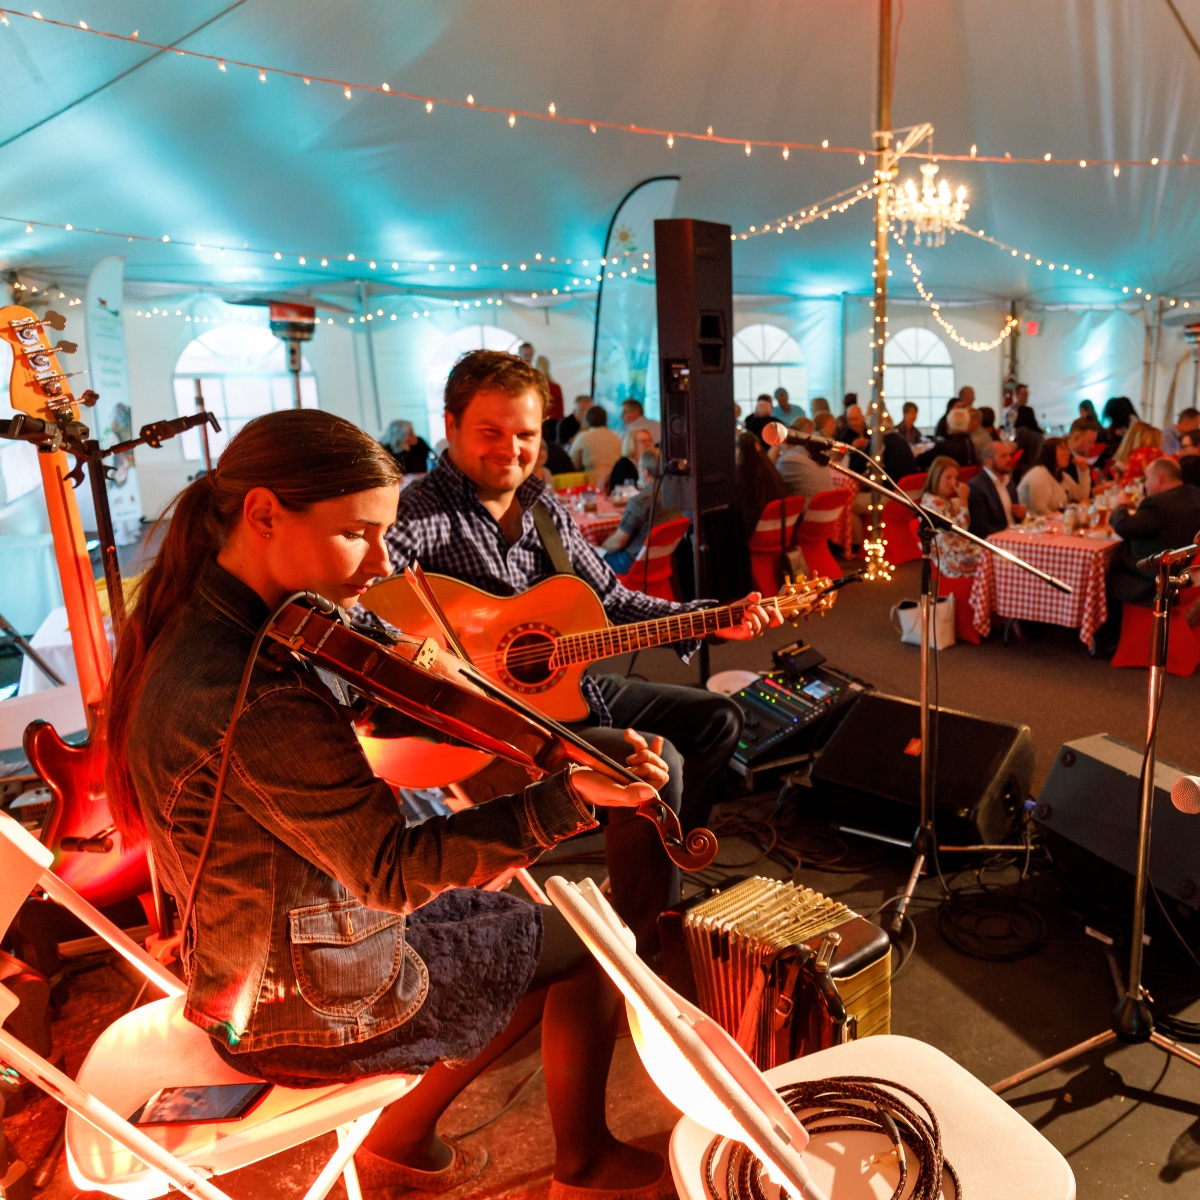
54, 339, 78, 355
78, 389, 100, 408
43, 310, 67, 332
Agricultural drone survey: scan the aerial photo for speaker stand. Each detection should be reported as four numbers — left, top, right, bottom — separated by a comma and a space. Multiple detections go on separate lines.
990, 559, 1200, 1095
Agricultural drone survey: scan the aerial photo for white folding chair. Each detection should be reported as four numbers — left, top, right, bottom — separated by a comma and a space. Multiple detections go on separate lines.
546, 875, 1075, 1200
0, 812, 420, 1200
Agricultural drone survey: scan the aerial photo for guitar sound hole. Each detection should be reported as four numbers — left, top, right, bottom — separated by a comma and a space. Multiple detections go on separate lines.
504, 632, 556, 685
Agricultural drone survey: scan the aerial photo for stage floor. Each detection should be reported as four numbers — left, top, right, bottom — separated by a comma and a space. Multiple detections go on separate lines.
11, 558, 1200, 1200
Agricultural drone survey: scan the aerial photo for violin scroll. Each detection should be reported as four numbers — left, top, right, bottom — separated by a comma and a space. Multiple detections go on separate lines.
634, 798, 718, 871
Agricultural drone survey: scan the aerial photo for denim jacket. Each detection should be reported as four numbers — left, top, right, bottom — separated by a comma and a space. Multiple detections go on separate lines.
127, 562, 597, 1053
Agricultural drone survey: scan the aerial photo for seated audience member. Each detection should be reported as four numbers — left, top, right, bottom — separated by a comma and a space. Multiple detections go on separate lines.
1162, 406, 1200, 455
1179, 427, 1200, 487
880, 414, 919, 481
744, 395, 774, 442
1062, 417, 1098, 501
935, 387, 973, 438
570, 404, 623, 485
1093, 457, 1200, 655
841, 392, 858, 417
920, 406, 976, 469
536, 355, 564, 422
1004, 382, 1033, 431
776, 419, 834, 498
1011, 405, 1043, 480
542, 417, 562, 445
978, 406, 1001, 441
921, 455, 983, 577
737, 430, 788, 539
557, 394, 592, 445
814, 411, 837, 439
898, 401, 922, 445
1102, 395, 1137, 446
620, 398, 661, 444
968, 438, 1026, 538
380, 419, 433, 474
1018, 438, 1072, 514
1112, 421, 1163, 484
811, 396, 832, 418
542, 437, 574, 476
1079, 399, 1099, 422
967, 408, 991, 461
835, 404, 871, 460
610, 426, 657, 490
601, 451, 683, 575
534, 440, 556, 487
772, 387, 800, 424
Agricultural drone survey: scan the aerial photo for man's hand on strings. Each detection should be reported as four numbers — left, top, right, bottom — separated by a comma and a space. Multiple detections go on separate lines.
571, 730, 669, 807
621, 728, 669, 790
714, 591, 785, 641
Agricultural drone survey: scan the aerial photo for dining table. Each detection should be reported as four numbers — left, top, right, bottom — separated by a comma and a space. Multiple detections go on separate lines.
968, 516, 1121, 645
564, 493, 625, 546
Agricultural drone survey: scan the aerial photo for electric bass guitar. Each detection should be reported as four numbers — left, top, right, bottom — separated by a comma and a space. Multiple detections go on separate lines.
0, 305, 150, 907
361, 571, 837, 723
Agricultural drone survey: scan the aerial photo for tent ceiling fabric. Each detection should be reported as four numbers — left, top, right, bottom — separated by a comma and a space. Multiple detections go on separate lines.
2, 0, 1200, 306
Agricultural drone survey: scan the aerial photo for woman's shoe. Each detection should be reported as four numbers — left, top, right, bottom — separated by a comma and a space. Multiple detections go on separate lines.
547, 1161, 677, 1200
354, 1142, 488, 1196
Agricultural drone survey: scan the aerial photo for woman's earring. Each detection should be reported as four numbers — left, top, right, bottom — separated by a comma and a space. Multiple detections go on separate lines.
262, 532, 271, 540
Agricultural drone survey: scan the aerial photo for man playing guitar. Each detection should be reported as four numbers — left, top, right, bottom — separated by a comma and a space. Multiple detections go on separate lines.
384, 350, 782, 950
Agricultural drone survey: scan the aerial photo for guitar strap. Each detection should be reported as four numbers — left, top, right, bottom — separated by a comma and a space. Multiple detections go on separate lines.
531, 501, 578, 577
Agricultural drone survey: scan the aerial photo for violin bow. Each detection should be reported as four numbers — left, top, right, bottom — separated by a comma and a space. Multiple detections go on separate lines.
401, 562, 718, 870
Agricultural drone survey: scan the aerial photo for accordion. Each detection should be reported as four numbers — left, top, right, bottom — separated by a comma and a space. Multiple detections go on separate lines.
658, 876, 891, 1070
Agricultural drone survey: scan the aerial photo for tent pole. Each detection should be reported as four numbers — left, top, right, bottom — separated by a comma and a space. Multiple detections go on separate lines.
1147, 297, 1164, 425
862, 0, 893, 575
358, 279, 383, 432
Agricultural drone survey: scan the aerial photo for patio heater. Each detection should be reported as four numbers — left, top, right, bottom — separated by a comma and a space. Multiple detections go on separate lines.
268, 302, 317, 408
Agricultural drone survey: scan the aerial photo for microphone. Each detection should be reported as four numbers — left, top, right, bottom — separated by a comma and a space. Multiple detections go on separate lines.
1135, 542, 1198, 573
761, 421, 844, 452
1171, 775, 1200, 815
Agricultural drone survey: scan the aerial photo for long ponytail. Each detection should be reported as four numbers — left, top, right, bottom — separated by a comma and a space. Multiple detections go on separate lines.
105, 409, 402, 841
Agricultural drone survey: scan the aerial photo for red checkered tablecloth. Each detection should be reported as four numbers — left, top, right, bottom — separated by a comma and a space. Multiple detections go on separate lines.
570, 509, 623, 546
829, 469, 857, 554
969, 528, 1120, 645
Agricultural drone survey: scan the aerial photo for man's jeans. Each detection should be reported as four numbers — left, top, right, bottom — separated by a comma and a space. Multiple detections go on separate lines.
576, 675, 743, 952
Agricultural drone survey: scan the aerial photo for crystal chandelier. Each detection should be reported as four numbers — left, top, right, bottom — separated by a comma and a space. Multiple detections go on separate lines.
889, 162, 969, 246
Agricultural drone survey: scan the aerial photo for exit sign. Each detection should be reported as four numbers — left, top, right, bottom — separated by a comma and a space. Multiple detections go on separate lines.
1024, 319, 1040, 337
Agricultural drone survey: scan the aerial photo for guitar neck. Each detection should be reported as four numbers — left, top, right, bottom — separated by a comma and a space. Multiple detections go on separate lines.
553, 600, 762, 666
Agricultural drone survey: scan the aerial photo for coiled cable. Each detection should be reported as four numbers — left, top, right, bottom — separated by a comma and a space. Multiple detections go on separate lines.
702, 1075, 959, 1200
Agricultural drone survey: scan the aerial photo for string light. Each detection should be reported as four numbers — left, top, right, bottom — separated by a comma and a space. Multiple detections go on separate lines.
1, 213, 627, 279
902, 250, 1018, 351
733, 179, 880, 240
0, 9, 1188, 171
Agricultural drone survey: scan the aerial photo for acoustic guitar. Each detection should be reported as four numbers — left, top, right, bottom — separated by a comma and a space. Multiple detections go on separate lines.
1, 305, 149, 908
361, 571, 836, 723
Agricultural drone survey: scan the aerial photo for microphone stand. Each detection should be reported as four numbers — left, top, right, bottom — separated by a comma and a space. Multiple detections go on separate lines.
786, 436, 1070, 935
990, 548, 1200, 1094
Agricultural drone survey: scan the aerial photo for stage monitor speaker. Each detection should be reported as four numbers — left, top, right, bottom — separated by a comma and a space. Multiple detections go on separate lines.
1034, 734, 1200, 912
654, 218, 742, 600
808, 692, 1034, 845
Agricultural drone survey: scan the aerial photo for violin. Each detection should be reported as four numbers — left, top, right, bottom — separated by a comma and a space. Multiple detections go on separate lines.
266, 597, 720, 871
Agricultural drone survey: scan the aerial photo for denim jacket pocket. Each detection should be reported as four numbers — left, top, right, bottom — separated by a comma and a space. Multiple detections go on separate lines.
289, 900, 405, 1018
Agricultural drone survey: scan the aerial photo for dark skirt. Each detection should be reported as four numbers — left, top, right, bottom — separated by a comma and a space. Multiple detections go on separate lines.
212, 888, 545, 1086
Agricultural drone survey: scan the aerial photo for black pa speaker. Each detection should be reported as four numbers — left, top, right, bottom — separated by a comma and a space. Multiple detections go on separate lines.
1034, 735, 1200, 912
808, 693, 1034, 844
654, 218, 743, 600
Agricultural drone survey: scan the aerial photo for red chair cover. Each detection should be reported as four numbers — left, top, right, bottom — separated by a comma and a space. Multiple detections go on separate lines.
1111, 595, 1200, 677
615, 516, 692, 602
793, 490, 850, 580
748, 496, 806, 595
959, 465, 981, 483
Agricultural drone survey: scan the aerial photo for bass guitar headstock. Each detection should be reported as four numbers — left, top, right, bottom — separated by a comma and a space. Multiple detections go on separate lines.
0, 304, 96, 425
773, 573, 839, 625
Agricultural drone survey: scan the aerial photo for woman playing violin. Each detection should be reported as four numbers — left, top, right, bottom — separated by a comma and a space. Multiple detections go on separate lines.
105, 410, 672, 1200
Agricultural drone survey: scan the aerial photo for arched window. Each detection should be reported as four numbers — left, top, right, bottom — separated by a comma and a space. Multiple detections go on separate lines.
424, 325, 521, 444
172, 324, 317, 461
733, 323, 807, 410
883, 327, 954, 430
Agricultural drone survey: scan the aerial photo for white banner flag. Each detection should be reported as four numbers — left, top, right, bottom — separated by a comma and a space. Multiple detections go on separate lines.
81, 256, 142, 544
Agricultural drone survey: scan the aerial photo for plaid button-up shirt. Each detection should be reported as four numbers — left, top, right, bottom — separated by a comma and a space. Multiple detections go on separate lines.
383, 454, 708, 725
